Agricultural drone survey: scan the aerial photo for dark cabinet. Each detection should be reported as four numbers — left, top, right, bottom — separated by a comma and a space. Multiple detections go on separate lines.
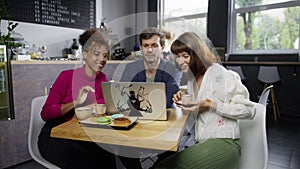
0, 45, 14, 121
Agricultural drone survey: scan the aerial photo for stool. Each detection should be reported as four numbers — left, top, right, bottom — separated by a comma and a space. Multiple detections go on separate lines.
257, 66, 280, 122
226, 66, 246, 80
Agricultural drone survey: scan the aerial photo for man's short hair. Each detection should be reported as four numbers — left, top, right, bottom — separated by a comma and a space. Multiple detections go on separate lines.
139, 27, 166, 47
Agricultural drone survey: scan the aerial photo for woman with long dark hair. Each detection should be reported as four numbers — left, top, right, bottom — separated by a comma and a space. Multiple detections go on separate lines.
153, 32, 256, 169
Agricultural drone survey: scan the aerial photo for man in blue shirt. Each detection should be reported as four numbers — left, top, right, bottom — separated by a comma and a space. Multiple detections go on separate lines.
116, 27, 181, 169
120, 27, 182, 108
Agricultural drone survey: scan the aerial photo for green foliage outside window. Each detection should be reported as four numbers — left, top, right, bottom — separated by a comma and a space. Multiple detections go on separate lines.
235, 0, 299, 51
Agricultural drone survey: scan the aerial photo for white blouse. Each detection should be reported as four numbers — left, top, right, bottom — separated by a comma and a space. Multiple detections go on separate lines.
187, 63, 256, 143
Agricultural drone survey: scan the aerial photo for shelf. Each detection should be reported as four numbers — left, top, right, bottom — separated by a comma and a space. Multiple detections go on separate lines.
222, 61, 300, 66
10, 60, 133, 65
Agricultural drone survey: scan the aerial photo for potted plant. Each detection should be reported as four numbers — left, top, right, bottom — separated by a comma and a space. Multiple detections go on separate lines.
0, 0, 19, 50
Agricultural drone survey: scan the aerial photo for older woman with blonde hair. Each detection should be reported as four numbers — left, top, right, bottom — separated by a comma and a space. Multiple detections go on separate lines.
153, 32, 256, 169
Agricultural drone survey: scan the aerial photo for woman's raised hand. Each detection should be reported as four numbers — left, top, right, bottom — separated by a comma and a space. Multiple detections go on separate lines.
74, 86, 95, 106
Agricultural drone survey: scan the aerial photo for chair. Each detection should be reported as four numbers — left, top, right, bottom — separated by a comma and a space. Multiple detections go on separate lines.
177, 112, 199, 153
257, 66, 280, 121
28, 96, 60, 169
259, 85, 273, 106
238, 103, 268, 169
226, 66, 246, 80
178, 126, 195, 152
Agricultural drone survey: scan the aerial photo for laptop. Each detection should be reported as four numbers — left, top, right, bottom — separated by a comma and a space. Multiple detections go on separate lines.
101, 82, 167, 120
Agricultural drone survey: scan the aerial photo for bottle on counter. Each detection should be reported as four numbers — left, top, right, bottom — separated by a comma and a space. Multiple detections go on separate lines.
29, 44, 41, 60
71, 38, 79, 59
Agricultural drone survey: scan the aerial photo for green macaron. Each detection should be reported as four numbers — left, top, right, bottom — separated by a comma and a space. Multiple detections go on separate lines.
97, 116, 111, 125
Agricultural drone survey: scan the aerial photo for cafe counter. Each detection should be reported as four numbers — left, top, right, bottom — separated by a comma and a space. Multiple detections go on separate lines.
0, 60, 131, 168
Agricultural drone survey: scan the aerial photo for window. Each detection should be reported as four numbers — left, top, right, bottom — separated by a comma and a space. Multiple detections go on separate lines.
229, 0, 300, 54
160, 0, 208, 41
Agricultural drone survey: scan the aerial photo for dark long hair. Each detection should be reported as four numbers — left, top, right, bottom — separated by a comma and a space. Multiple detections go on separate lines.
79, 28, 108, 52
171, 32, 220, 81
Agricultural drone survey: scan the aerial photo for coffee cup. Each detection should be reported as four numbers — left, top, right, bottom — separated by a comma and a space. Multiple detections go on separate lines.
182, 94, 192, 105
75, 107, 92, 120
95, 104, 106, 115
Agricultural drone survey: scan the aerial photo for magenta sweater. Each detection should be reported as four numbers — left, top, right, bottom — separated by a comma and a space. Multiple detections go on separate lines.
41, 66, 108, 121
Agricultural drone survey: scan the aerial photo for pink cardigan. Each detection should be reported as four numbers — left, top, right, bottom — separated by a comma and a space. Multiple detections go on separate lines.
41, 66, 108, 121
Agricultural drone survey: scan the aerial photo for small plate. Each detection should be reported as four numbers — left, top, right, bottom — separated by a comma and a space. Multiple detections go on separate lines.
174, 101, 197, 108
79, 116, 138, 129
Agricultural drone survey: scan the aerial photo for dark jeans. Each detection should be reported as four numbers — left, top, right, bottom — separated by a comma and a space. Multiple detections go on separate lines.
119, 156, 143, 169
38, 119, 116, 169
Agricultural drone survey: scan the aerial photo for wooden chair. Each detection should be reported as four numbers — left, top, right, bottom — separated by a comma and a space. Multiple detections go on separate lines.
257, 66, 280, 121
226, 66, 246, 80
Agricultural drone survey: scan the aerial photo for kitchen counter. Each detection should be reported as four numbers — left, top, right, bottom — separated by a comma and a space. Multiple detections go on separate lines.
11, 60, 133, 64
0, 59, 133, 168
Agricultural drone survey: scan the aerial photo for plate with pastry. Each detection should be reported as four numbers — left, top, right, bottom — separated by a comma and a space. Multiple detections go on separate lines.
79, 115, 138, 129
110, 116, 136, 129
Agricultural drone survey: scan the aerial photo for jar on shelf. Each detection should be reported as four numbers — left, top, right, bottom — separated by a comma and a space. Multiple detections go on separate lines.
29, 44, 41, 59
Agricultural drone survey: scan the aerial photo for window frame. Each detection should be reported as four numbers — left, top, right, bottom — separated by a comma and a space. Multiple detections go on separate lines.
159, 0, 208, 37
228, 0, 300, 55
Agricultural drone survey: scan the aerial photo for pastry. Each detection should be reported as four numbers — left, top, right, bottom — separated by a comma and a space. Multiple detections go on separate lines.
113, 117, 131, 126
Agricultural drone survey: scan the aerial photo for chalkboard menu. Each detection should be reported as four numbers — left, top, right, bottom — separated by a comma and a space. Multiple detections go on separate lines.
5, 0, 96, 29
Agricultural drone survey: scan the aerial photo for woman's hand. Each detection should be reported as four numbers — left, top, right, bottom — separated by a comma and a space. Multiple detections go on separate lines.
61, 86, 95, 115
172, 91, 184, 103
74, 86, 95, 106
181, 99, 216, 112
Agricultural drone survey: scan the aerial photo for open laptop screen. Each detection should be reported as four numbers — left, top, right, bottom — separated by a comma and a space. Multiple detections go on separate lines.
101, 82, 167, 120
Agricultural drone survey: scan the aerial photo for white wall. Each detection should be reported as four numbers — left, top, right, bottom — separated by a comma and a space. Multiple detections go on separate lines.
1, 20, 84, 57
0, 0, 103, 58
0, 0, 151, 57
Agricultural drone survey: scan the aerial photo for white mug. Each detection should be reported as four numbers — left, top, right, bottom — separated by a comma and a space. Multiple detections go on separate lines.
182, 94, 192, 105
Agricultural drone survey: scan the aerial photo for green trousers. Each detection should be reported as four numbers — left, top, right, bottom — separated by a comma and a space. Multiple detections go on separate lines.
154, 138, 241, 169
